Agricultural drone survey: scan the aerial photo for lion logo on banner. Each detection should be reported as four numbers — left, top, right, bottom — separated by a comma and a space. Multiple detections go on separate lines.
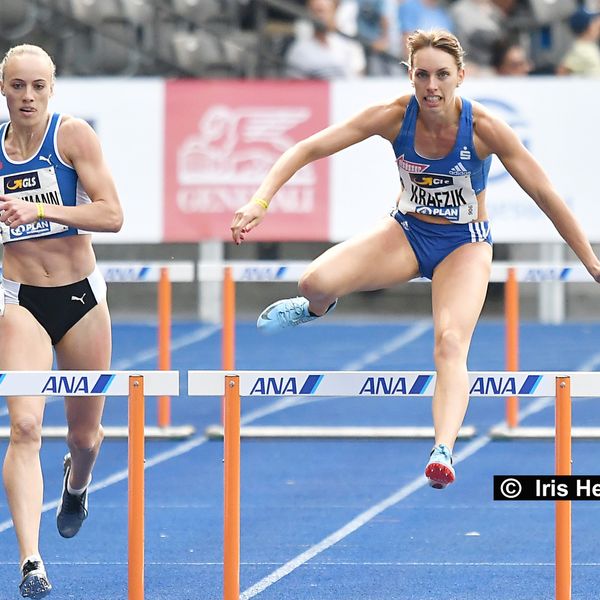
177, 105, 316, 186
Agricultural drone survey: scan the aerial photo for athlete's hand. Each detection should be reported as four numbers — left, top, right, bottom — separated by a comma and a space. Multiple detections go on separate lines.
588, 261, 600, 284
230, 200, 268, 245
0, 197, 39, 228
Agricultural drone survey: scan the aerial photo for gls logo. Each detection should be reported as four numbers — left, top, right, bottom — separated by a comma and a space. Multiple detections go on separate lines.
409, 174, 453, 188
4, 172, 40, 193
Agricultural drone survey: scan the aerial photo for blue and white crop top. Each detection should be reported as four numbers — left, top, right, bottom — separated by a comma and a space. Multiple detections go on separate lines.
0, 112, 91, 244
391, 96, 492, 223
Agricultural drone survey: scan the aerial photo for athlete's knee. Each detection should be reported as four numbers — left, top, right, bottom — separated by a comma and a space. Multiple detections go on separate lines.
9, 415, 43, 448
298, 268, 334, 301
67, 424, 103, 453
434, 329, 468, 365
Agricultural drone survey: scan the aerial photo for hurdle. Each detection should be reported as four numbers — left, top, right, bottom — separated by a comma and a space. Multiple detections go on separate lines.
0, 261, 195, 441
490, 262, 599, 439
0, 370, 179, 600
199, 260, 597, 440
188, 369, 600, 600
99, 261, 196, 439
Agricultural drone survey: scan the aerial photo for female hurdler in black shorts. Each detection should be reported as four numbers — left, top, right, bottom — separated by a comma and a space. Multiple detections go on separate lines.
0, 44, 123, 598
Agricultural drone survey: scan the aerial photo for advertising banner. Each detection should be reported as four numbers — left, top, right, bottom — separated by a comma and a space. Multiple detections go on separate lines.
331, 77, 600, 243
163, 80, 330, 241
4, 77, 596, 244
20, 78, 165, 243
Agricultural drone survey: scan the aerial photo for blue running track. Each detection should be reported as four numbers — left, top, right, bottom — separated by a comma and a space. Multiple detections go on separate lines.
1, 318, 600, 599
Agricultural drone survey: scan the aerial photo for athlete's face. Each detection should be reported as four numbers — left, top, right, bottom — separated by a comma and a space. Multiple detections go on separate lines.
409, 47, 464, 112
1, 53, 54, 126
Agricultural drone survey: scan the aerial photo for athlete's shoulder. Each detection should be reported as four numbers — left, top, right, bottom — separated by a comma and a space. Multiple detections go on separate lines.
56, 115, 102, 166
468, 98, 500, 124
56, 114, 95, 137
470, 99, 515, 156
365, 94, 412, 141
388, 93, 413, 115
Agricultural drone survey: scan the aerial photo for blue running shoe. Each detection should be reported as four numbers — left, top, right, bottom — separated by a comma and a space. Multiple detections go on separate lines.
425, 443, 455, 489
257, 297, 337, 334
19, 556, 51, 599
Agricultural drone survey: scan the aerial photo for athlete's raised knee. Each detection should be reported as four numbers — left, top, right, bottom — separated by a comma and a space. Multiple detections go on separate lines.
298, 269, 337, 305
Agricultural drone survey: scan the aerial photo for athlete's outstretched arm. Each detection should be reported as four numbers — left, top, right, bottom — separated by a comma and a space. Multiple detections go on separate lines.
476, 110, 600, 282
230, 99, 406, 244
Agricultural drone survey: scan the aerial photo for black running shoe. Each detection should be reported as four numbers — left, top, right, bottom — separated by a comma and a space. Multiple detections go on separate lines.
19, 557, 52, 598
56, 453, 88, 538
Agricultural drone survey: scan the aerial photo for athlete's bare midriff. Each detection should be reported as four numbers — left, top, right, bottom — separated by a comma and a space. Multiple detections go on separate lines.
2, 234, 96, 286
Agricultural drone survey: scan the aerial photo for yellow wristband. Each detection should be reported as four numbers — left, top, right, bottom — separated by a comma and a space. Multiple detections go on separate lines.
252, 198, 269, 210
36, 202, 45, 220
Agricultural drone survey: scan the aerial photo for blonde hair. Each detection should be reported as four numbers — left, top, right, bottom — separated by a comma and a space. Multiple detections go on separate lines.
406, 29, 465, 71
0, 44, 56, 84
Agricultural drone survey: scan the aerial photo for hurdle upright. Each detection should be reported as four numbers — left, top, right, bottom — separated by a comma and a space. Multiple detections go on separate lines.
0, 370, 179, 600
188, 369, 600, 600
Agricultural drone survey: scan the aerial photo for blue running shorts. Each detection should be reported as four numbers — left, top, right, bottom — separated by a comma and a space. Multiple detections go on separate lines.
391, 209, 492, 280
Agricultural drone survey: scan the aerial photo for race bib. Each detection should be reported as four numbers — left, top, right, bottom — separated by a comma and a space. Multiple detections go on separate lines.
397, 171, 478, 223
0, 166, 69, 243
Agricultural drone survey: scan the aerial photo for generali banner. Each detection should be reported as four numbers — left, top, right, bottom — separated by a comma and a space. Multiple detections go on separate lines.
163, 80, 330, 241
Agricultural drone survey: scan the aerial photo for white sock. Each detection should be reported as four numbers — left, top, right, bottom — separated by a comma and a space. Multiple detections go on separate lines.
67, 475, 91, 497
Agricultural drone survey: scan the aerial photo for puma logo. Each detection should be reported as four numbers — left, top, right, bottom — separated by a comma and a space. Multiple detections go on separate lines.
71, 293, 86, 304
39, 154, 52, 165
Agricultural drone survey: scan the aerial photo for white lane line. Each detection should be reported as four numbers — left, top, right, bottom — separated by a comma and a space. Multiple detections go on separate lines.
344, 320, 432, 370
0, 322, 431, 534
239, 435, 488, 600
239, 355, 598, 599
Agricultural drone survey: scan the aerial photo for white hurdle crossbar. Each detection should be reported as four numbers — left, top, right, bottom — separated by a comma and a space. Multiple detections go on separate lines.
188, 370, 600, 600
197, 260, 593, 284
199, 260, 600, 440
0, 370, 179, 600
0, 370, 189, 439
0, 259, 196, 440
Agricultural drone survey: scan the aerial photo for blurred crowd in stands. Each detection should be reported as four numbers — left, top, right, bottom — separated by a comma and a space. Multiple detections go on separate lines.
1, 0, 600, 78
268, 0, 600, 78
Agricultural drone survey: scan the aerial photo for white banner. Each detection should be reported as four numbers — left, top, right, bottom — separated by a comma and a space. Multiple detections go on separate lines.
0, 78, 164, 243
2, 78, 596, 244
331, 77, 600, 243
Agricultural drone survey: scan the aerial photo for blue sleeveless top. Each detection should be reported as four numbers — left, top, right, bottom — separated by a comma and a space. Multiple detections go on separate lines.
0, 113, 91, 244
392, 96, 492, 223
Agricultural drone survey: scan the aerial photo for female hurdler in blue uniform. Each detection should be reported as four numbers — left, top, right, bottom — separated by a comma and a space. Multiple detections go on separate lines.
231, 30, 600, 490
0, 45, 123, 598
